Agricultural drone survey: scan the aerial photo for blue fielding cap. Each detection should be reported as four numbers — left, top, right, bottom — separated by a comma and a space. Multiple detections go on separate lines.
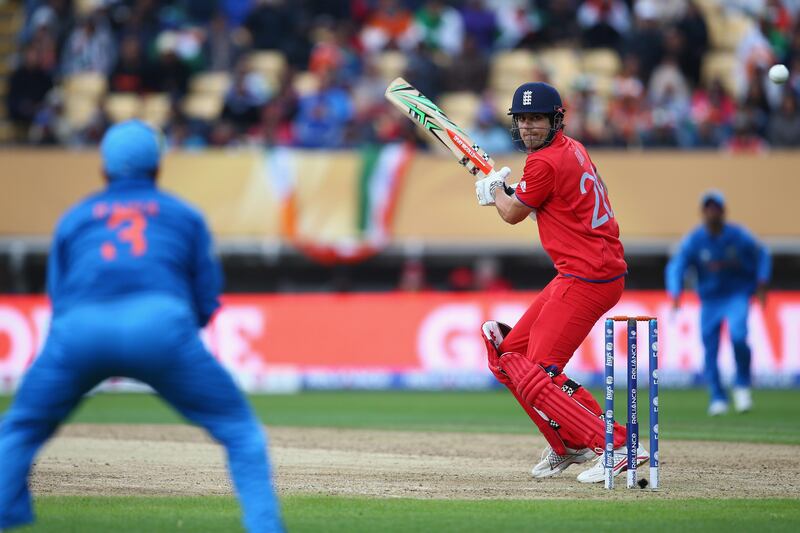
700, 189, 725, 208
100, 119, 162, 180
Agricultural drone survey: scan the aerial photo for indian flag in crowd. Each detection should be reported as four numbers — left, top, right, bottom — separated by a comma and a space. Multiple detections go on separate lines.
265, 143, 413, 263
357, 142, 414, 243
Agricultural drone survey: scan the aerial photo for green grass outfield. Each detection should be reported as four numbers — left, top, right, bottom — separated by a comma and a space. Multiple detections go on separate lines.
2, 389, 799, 532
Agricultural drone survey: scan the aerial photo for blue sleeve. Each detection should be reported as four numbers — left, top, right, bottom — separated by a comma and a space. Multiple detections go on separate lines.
736, 227, 771, 284
665, 232, 695, 298
191, 214, 223, 327
46, 230, 64, 304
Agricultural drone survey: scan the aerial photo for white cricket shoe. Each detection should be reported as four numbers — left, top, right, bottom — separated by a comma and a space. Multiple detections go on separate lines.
708, 399, 729, 416
576, 443, 649, 483
531, 445, 597, 479
733, 387, 753, 413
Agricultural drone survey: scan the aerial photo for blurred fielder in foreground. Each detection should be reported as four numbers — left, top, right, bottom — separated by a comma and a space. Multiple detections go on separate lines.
475, 82, 648, 484
666, 191, 771, 416
0, 120, 283, 532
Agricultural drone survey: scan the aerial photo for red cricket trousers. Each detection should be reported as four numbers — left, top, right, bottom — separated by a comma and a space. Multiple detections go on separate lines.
498, 274, 627, 450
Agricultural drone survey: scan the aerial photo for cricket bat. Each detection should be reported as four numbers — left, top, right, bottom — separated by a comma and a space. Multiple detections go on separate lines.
385, 77, 496, 179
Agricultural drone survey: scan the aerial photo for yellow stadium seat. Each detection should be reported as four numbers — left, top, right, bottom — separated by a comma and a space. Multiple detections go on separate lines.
182, 93, 224, 121
104, 93, 142, 123
247, 50, 287, 87
141, 93, 172, 128
189, 71, 232, 96
701, 51, 737, 95
582, 49, 622, 78
64, 94, 99, 130
717, 15, 754, 51
489, 50, 537, 94
538, 48, 581, 91
292, 71, 320, 96
63, 72, 107, 99
376, 50, 408, 82
439, 91, 480, 130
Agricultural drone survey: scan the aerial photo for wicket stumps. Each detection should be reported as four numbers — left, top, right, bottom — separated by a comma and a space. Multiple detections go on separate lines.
604, 316, 659, 490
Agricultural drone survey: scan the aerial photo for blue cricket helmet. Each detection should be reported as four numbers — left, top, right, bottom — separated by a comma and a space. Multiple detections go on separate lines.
507, 82, 566, 151
100, 119, 163, 181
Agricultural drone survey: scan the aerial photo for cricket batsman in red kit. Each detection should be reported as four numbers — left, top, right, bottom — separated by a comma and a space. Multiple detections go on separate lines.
474, 82, 649, 483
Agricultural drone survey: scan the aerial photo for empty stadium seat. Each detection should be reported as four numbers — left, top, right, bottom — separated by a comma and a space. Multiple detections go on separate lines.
292, 71, 320, 96
375, 50, 408, 82
489, 50, 538, 94
189, 71, 232, 96
701, 51, 737, 95
438, 91, 480, 130
141, 93, 171, 128
247, 50, 287, 87
63, 72, 107, 99
104, 93, 142, 123
717, 15, 754, 51
582, 48, 622, 78
182, 93, 224, 121
64, 95, 99, 130
537, 48, 581, 91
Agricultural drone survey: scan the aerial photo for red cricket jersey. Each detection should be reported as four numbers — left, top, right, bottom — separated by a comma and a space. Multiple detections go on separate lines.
514, 131, 627, 281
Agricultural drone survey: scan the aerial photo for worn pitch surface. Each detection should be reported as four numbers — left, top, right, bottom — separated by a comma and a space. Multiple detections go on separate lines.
31, 424, 800, 500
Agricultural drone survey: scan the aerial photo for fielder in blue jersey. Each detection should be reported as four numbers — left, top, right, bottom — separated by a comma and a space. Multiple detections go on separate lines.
0, 120, 283, 532
666, 190, 771, 416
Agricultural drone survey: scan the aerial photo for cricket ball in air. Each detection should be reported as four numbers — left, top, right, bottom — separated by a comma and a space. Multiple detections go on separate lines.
768, 64, 789, 84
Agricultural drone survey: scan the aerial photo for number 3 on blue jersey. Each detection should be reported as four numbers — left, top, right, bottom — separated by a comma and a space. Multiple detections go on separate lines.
580, 169, 614, 229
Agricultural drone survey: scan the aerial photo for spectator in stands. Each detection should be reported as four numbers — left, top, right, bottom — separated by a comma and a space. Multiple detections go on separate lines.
166, 112, 209, 150
566, 75, 609, 145
607, 78, 652, 147
398, 258, 430, 292
292, 71, 354, 148
203, 11, 248, 72
6, 45, 53, 140
108, 35, 150, 93
742, 70, 773, 135
474, 256, 512, 292
648, 81, 691, 147
725, 110, 768, 153
577, 0, 631, 49
27, 17, 60, 74
244, 0, 310, 68
649, 28, 691, 105
412, 0, 465, 56
458, 0, 498, 51
60, 11, 116, 76
404, 41, 441, 100
442, 35, 489, 93
360, 0, 416, 53
471, 97, 514, 154
767, 91, 800, 146
222, 60, 272, 135
119, 0, 162, 53
29, 88, 69, 145
536, 0, 577, 47
150, 32, 192, 100
676, 0, 709, 87
24, 0, 72, 54
308, 18, 361, 86
690, 79, 736, 148
622, 1, 663, 84
251, 69, 298, 145
735, 15, 775, 99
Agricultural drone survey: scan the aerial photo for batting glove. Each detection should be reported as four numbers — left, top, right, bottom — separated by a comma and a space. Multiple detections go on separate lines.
475, 166, 511, 206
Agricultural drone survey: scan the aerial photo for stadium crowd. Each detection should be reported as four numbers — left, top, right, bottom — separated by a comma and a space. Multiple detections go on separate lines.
7, 0, 800, 150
